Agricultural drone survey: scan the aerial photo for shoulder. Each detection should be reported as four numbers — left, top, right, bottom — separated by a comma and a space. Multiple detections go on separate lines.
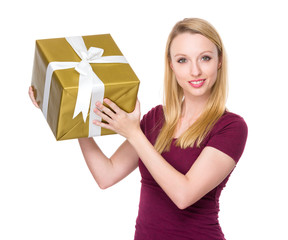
212, 111, 248, 135
141, 105, 164, 123
140, 105, 164, 140
219, 111, 246, 124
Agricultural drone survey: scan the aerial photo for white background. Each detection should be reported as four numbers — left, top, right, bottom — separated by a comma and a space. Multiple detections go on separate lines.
1, 0, 287, 239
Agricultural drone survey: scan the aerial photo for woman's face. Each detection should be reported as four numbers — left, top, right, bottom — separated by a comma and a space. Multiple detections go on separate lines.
169, 32, 220, 101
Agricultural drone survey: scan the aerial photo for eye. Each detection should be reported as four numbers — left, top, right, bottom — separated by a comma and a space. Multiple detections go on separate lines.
177, 58, 187, 63
201, 56, 211, 61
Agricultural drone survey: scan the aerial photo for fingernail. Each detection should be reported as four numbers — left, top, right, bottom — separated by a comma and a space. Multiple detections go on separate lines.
93, 120, 100, 126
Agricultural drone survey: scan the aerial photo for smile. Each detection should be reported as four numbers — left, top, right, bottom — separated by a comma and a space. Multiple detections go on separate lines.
188, 79, 206, 88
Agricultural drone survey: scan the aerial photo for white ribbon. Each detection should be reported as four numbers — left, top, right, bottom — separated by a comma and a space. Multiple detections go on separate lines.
42, 36, 128, 137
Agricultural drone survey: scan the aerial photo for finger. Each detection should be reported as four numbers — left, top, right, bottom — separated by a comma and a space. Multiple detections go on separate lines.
95, 101, 116, 118
133, 99, 141, 113
103, 98, 122, 114
92, 119, 114, 131
93, 107, 113, 123
28, 86, 40, 108
28, 86, 34, 99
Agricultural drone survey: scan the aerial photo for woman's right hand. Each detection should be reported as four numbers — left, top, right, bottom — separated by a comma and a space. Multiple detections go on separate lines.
28, 86, 40, 108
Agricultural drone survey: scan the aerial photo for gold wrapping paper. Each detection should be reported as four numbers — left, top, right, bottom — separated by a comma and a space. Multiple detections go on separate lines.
31, 34, 140, 140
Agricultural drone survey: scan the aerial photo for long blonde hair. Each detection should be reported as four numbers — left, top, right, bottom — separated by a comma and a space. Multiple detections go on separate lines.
154, 18, 228, 153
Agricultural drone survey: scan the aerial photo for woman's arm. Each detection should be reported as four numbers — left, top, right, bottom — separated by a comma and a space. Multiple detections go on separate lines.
95, 98, 236, 209
128, 132, 235, 209
78, 138, 139, 189
29, 86, 139, 189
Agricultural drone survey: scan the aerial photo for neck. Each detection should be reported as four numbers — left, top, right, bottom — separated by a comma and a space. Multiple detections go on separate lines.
173, 96, 208, 139
181, 94, 209, 121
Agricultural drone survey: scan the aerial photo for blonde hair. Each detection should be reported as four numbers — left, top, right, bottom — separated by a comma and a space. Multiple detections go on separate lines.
155, 18, 228, 153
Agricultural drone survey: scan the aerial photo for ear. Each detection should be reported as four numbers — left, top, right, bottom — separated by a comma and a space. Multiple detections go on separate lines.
218, 55, 222, 69
218, 61, 222, 69
170, 61, 174, 71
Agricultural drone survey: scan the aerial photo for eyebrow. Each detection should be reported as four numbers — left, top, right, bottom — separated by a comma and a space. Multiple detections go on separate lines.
173, 51, 215, 58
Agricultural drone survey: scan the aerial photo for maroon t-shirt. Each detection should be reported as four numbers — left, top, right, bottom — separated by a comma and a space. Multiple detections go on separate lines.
134, 105, 248, 240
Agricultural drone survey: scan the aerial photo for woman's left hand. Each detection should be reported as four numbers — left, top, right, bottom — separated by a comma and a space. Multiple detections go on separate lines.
93, 98, 141, 140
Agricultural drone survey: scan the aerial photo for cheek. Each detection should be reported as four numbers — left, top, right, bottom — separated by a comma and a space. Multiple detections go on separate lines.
171, 65, 189, 80
204, 64, 218, 82
172, 69, 187, 87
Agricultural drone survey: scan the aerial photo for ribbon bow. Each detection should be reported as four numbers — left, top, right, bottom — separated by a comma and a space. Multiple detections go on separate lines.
42, 36, 128, 137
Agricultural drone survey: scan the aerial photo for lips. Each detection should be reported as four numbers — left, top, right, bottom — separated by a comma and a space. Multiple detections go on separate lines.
188, 79, 206, 88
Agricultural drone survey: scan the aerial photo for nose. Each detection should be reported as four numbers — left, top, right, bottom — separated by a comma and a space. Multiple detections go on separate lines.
190, 61, 201, 77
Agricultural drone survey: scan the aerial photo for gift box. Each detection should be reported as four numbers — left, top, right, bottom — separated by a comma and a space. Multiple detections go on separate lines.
31, 34, 140, 140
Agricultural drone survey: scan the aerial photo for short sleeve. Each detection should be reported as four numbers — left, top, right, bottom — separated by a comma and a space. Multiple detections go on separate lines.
140, 105, 164, 144
206, 114, 248, 163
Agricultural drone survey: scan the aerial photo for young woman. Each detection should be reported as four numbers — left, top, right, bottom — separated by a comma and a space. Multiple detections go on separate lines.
29, 18, 248, 240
